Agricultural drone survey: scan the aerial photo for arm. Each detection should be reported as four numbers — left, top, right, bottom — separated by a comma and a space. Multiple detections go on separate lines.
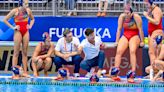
32, 43, 41, 62
3, 9, 17, 30
27, 8, 35, 29
77, 46, 83, 55
134, 14, 144, 45
143, 8, 162, 25
115, 14, 124, 43
152, 70, 163, 81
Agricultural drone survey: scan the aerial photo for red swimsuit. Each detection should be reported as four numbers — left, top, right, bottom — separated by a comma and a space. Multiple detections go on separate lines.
148, 17, 163, 36
123, 16, 139, 41
39, 42, 50, 55
14, 8, 28, 37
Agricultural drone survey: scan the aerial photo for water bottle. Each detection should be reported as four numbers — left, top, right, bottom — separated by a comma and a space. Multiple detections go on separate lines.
150, 69, 154, 80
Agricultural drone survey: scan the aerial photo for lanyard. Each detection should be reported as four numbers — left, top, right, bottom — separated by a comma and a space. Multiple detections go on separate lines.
64, 39, 72, 52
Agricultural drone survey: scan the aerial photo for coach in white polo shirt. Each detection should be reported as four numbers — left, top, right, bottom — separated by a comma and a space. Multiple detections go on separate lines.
79, 28, 105, 77
54, 29, 82, 77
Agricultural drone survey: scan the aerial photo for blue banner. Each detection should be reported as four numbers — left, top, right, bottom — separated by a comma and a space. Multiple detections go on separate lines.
0, 16, 163, 42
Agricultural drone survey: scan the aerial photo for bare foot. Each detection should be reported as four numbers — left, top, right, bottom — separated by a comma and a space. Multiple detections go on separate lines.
22, 73, 31, 78
127, 78, 135, 83
111, 76, 121, 82
33, 72, 39, 77
12, 75, 20, 80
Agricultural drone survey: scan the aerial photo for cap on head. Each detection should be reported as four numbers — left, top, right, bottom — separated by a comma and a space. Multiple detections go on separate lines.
19, 0, 23, 6
145, 0, 153, 5
42, 32, 50, 42
58, 68, 67, 77
11, 66, 23, 76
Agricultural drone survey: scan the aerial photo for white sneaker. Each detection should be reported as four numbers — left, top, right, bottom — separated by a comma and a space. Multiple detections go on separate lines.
85, 72, 92, 78
74, 73, 80, 77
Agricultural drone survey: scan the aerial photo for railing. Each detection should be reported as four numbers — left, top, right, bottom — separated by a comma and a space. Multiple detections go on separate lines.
0, 0, 164, 16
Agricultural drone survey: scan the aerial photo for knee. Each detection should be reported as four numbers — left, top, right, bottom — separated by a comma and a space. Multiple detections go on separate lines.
80, 61, 87, 68
53, 57, 62, 64
74, 55, 82, 62
32, 58, 37, 63
148, 50, 154, 55
38, 59, 43, 64
145, 66, 150, 74
46, 57, 52, 62
116, 49, 123, 56
13, 51, 19, 57
130, 49, 136, 55
22, 50, 27, 56
99, 51, 105, 57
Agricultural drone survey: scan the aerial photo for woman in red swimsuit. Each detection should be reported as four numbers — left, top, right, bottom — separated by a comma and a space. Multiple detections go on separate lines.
110, 2, 144, 83
4, 0, 35, 77
32, 32, 54, 77
143, 0, 164, 75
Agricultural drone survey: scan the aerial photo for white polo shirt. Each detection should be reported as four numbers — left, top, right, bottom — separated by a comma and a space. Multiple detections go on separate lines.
80, 36, 102, 60
55, 37, 80, 53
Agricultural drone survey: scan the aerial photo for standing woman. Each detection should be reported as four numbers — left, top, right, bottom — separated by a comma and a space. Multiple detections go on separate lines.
143, 0, 163, 70
110, 1, 144, 83
4, 0, 35, 77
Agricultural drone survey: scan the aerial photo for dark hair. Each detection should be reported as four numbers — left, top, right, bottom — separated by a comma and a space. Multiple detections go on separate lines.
148, 0, 153, 5
85, 28, 94, 36
63, 29, 71, 37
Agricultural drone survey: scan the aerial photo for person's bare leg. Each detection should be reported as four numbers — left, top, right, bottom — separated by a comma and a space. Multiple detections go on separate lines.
32, 58, 43, 77
12, 31, 22, 67
97, 1, 103, 16
115, 36, 129, 68
43, 57, 52, 77
101, 0, 108, 16
129, 36, 140, 71
22, 32, 29, 76
148, 36, 156, 65
128, 36, 140, 82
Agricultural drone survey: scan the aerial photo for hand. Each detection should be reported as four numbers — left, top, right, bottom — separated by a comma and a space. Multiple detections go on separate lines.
74, 44, 78, 50
140, 42, 145, 47
36, 56, 41, 61
151, 61, 156, 69
26, 24, 31, 30
114, 42, 118, 47
62, 54, 70, 61
143, 11, 149, 18
13, 25, 20, 30
100, 43, 106, 49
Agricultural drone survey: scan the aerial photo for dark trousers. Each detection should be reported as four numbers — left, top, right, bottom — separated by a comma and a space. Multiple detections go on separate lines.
80, 51, 105, 72
54, 55, 82, 73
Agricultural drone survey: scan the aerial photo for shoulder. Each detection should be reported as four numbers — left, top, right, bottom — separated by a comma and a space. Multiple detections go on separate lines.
50, 42, 54, 46
81, 39, 87, 44
95, 36, 101, 40
73, 37, 79, 41
26, 7, 32, 12
58, 37, 64, 42
133, 13, 142, 21
119, 13, 125, 18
